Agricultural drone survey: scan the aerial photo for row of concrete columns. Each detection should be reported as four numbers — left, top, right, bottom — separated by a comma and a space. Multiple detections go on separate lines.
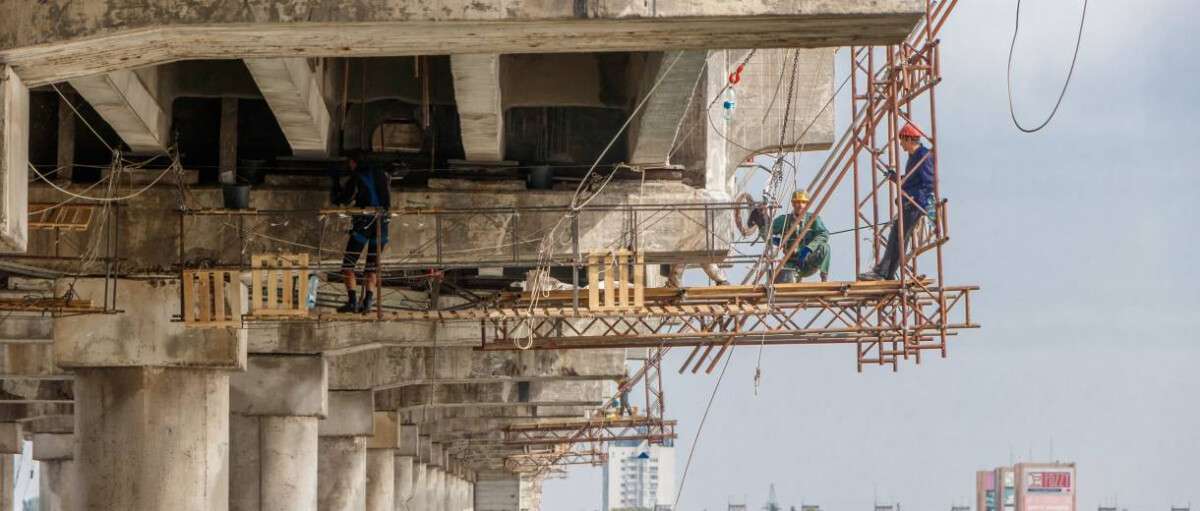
13, 353, 477, 511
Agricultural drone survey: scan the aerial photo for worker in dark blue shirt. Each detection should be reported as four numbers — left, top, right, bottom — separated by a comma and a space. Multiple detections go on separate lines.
858, 123, 935, 281
331, 152, 391, 313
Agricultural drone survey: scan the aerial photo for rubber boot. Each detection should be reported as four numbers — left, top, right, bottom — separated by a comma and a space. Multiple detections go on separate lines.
337, 289, 358, 313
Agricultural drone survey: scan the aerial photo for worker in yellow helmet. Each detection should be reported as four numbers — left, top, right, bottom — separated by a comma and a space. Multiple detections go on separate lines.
768, 190, 830, 283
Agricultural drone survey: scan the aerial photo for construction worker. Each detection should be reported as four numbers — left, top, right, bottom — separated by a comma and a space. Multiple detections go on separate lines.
768, 190, 830, 283
858, 122, 934, 281
331, 152, 391, 313
616, 373, 633, 417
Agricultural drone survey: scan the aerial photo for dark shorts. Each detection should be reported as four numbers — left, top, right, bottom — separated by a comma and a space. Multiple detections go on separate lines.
342, 232, 385, 272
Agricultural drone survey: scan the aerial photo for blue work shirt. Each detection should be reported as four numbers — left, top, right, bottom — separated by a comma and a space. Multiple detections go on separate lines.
902, 144, 935, 206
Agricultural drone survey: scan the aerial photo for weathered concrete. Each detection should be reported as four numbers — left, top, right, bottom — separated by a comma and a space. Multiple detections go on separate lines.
230, 354, 327, 511
317, 391, 374, 511
33, 432, 77, 511
243, 58, 333, 158
0, 422, 19, 453
474, 471, 520, 511
450, 55, 503, 162
68, 68, 169, 154
54, 278, 246, 369
365, 448, 394, 511
0, 1, 923, 86
0, 65, 27, 253
231, 354, 328, 417
410, 463, 428, 511
27, 182, 732, 276
75, 367, 229, 511
318, 437, 367, 511
394, 455, 414, 510
628, 51, 708, 165
365, 411, 399, 511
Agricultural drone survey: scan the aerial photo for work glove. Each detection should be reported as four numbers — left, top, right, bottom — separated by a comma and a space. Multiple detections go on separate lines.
797, 246, 812, 262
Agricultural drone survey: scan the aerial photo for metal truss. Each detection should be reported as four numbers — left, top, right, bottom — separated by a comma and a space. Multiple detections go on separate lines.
481, 281, 977, 372
503, 448, 608, 472
502, 417, 677, 447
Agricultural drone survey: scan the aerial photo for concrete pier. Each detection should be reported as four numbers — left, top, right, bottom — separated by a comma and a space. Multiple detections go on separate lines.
318, 391, 374, 511
230, 354, 327, 511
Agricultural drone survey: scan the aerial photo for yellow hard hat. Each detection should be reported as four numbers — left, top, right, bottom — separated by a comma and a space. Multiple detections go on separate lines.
791, 190, 811, 204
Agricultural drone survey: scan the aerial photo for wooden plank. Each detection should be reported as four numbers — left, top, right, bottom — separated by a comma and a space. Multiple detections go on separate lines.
197, 272, 211, 323
603, 255, 615, 311
251, 255, 263, 311
297, 254, 309, 311
213, 271, 226, 321
182, 271, 196, 324
282, 261, 294, 310
617, 252, 629, 309
587, 254, 600, 312
633, 253, 645, 308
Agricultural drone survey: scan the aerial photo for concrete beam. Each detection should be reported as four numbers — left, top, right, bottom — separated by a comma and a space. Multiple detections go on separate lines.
318, 390, 374, 438
68, 68, 169, 154
0, 0, 924, 86
242, 58, 332, 158
231, 354, 328, 417
0, 65, 27, 253
54, 279, 246, 369
450, 54, 504, 162
628, 51, 707, 165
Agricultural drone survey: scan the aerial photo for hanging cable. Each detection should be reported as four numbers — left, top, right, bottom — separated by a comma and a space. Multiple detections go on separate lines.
1007, 0, 1088, 133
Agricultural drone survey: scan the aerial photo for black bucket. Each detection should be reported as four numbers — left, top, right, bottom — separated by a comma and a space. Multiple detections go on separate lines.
527, 165, 553, 190
222, 184, 251, 209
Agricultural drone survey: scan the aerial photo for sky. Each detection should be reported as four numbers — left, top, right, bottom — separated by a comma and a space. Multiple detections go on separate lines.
544, 1, 1200, 510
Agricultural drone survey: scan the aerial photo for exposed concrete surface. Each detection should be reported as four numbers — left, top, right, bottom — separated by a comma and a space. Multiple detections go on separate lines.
68, 68, 170, 154
628, 51, 708, 165
318, 390, 374, 437
54, 278, 246, 369
0, 65, 27, 253
75, 367, 229, 511
451, 55, 504, 162
365, 448, 394, 511
394, 455, 414, 509
0, 1, 922, 85
0, 422, 18, 453
243, 58, 332, 158
231, 354, 328, 417
33, 433, 77, 511
317, 436, 367, 511
27, 182, 733, 275
261, 416, 319, 511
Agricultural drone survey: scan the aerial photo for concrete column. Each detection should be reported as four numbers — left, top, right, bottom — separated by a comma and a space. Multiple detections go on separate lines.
393, 456, 413, 511
0, 64, 29, 252
33, 432, 77, 511
230, 354, 328, 511
318, 390, 373, 511
76, 368, 230, 511
365, 412, 399, 511
410, 463, 427, 511
0, 455, 12, 511
53, 279, 246, 511
393, 424, 418, 511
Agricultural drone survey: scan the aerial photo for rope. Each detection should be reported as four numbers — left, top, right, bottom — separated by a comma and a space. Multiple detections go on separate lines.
1007, 0, 1088, 133
49, 82, 117, 154
672, 341, 736, 509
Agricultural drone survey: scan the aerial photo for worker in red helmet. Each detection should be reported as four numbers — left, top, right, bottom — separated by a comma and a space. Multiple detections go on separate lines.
858, 122, 935, 281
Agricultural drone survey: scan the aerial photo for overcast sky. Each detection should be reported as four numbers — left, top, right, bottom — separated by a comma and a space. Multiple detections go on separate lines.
544, 1, 1199, 510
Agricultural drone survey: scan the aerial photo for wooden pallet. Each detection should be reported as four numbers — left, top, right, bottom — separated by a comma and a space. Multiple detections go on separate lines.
586, 250, 644, 312
249, 253, 310, 317
181, 269, 240, 327
28, 203, 94, 231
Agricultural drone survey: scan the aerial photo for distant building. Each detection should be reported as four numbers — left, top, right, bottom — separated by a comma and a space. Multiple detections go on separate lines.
977, 463, 1076, 511
602, 439, 676, 511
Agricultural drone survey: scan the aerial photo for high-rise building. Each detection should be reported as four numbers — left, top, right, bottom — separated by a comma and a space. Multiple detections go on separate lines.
1014, 463, 1076, 511
602, 439, 676, 511
977, 463, 1076, 511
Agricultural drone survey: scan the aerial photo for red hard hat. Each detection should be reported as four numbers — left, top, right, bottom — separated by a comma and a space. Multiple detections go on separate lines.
899, 123, 924, 139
